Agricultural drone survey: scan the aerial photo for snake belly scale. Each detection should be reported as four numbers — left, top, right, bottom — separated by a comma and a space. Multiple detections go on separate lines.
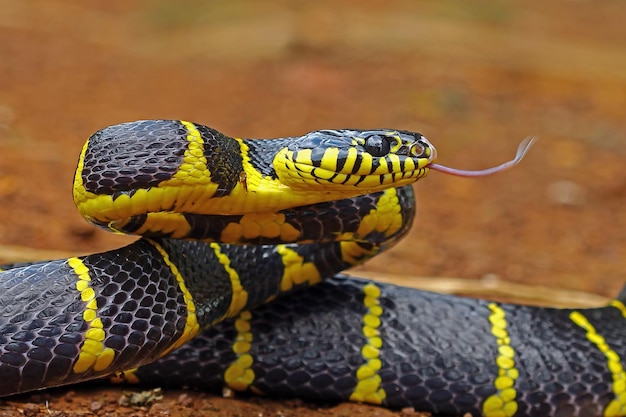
1, 119, 626, 417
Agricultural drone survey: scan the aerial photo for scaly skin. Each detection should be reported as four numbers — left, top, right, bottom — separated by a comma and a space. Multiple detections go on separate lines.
3, 120, 621, 417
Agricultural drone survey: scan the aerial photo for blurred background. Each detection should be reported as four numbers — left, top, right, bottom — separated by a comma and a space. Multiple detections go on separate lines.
0, 1, 625, 296
0, 1, 625, 415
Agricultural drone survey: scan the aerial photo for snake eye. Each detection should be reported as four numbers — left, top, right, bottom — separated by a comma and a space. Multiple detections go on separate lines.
364, 134, 391, 157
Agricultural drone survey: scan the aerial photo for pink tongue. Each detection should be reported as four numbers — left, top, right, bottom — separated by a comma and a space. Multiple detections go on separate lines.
428, 136, 536, 177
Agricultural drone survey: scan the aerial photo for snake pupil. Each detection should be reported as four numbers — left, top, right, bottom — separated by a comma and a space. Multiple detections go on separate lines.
364, 135, 391, 157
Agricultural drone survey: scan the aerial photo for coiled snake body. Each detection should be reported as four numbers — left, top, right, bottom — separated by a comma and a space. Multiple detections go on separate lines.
1, 120, 625, 417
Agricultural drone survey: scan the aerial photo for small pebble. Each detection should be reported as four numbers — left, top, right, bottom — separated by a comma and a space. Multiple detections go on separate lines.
89, 401, 103, 411
118, 388, 163, 407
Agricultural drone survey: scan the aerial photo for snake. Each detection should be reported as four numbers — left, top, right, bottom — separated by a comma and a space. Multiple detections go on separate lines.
0, 119, 625, 417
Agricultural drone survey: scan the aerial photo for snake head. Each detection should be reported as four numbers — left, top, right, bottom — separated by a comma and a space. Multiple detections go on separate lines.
273, 129, 436, 191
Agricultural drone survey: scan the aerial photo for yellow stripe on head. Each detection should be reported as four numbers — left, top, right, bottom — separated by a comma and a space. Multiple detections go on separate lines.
273, 129, 433, 193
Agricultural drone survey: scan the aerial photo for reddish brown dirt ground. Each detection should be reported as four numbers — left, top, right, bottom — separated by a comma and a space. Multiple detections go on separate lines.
0, 1, 625, 416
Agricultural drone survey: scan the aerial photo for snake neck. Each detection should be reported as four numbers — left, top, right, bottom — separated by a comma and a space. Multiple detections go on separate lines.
72, 120, 428, 240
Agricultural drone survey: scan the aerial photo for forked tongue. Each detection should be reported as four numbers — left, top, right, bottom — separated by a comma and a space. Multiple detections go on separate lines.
428, 137, 536, 177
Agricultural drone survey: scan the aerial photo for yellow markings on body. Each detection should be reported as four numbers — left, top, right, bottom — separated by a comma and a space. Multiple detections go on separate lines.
334, 187, 402, 265
113, 212, 192, 239
608, 297, 626, 416
610, 300, 626, 318
276, 245, 322, 293
147, 240, 200, 355
219, 212, 300, 244
68, 257, 116, 374
482, 303, 519, 417
160, 120, 212, 186
350, 283, 386, 404
234, 138, 285, 195
72, 139, 94, 208
340, 242, 380, 266
356, 188, 403, 241
570, 310, 626, 417
74, 120, 217, 224
209, 243, 249, 319
109, 368, 141, 384
224, 311, 255, 391
212, 138, 365, 214
149, 120, 219, 214
75, 124, 431, 236
76, 120, 264, 227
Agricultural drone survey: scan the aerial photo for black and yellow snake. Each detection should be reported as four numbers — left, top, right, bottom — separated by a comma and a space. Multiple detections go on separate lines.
1, 119, 625, 417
